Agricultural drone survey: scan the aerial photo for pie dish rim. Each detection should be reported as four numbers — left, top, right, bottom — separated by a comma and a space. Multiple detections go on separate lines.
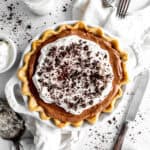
17, 21, 128, 128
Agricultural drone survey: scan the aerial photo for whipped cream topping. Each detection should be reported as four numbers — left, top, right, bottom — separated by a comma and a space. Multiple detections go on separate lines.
32, 35, 114, 115
0, 40, 10, 71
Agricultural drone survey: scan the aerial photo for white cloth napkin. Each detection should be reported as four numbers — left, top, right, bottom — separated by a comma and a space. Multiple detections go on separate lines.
22, 0, 55, 15
73, 0, 150, 43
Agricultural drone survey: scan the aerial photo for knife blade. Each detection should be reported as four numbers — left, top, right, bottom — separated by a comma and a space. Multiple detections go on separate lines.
113, 69, 149, 150
126, 69, 149, 121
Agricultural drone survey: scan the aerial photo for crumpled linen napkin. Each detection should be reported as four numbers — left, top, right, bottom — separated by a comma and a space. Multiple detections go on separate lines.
72, 0, 150, 44
28, 120, 80, 150
22, 0, 55, 15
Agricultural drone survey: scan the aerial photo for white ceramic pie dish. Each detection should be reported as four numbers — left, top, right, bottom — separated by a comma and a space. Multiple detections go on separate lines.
4, 20, 140, 130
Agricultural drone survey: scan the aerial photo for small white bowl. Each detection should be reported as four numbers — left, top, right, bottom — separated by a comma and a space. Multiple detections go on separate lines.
0, 34, 17, 74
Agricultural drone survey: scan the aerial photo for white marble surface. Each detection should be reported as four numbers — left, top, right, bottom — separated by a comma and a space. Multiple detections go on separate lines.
0, 0, 150, 150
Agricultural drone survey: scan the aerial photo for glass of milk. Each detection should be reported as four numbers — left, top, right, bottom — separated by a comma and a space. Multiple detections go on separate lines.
22, 0, 54, 15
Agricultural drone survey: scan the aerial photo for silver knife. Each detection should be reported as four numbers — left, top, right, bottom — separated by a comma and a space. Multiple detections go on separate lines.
113, 69, 149, 150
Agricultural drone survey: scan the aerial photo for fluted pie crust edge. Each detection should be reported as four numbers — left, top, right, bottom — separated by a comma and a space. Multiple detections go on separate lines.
18, 21, 128, 128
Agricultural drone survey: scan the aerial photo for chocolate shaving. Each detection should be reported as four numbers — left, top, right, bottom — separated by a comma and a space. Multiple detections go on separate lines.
100, 86, 105, 91
104, 54, 107, 59
55, 57, 60, 67
37, 71, 42, 76
89, 100, 94, 105
83, 45, 89, 51
68, 102, 74, 108
81, 103, 86, 108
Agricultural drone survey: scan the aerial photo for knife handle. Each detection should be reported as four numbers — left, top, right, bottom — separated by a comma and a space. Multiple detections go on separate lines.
113, 121, 129, 150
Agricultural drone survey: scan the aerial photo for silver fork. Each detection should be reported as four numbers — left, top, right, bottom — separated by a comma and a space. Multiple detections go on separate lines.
116, 0, 131, 18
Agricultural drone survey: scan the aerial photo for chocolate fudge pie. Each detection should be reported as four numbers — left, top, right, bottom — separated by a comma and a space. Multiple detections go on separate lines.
18, 21, 128, 128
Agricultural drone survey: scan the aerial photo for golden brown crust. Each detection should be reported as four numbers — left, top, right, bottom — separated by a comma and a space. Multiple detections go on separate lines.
18, 21, 128, 128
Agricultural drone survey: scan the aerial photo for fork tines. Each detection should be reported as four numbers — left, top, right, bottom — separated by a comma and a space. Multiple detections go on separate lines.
116, 0, 131, 18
